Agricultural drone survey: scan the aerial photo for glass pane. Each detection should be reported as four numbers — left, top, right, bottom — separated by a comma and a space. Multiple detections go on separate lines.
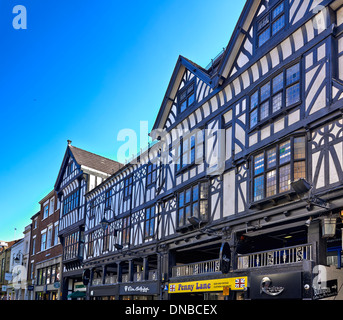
260, 101, 269, 120
185, 188, 191, 203
259, 28, 270, 47
188, 93, 195, 106
179, 192, 184, 207
185, 205, 191, 220
294, 161, 306, 180
200, 200, 208, 219
192, 202, 199, 217
178, 209, 184, 226
279, 140, 291, 164
267, 148, 276, 168
279, 164, 291, 192
180, 100, 187, 113
286, 83, 300, 106
193, 185, 199, 202
272, 15, 285, 35
254, 153, 265, 175
286, 64, 300, 85
266, 170, 277, 197
187, 84, 194, 94
258, 15, 269, 31
250, 109, 258, 128
272, 92, 282, 113
260, 82, 271, 101
180, 91, 187, 101
273, 2, 284, 18
273, 73, 283, 93
251, 91, 258, 110
200, 182, 208, 199
294, 136, 306, 159
254, 176, 264, 201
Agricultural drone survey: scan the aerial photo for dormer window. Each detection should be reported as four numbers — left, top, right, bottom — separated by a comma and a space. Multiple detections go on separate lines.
178, 82, 195, 114
257, 1, 285, 47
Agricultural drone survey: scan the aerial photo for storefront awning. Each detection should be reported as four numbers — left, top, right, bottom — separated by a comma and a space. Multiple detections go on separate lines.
67, 290, 86, 299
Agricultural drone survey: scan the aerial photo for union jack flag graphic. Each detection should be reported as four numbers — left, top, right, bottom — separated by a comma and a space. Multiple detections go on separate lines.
169, 284, 176, 292
235, 278, 246, 289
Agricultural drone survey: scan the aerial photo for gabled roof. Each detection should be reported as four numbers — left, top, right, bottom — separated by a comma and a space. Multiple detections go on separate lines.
54, 142, 123, 191
69, 145, 123, 175
151, 0, 258, 135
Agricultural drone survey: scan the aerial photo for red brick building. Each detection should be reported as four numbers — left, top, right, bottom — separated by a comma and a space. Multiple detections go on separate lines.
29, 190, 62, 300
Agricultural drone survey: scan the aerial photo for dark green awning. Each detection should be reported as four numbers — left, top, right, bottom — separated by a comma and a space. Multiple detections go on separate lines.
67, 290, 86, 299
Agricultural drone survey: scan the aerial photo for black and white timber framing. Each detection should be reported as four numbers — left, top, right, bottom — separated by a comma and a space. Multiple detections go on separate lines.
64, 0, 343, 300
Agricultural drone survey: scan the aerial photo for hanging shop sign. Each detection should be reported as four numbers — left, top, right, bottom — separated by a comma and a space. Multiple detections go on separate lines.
250, 272, 302, 299
168, 276, 247, 294
219, 242, 231, 274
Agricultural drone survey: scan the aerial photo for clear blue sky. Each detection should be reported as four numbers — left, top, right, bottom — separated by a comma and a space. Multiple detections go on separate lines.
0, 0, 246, 241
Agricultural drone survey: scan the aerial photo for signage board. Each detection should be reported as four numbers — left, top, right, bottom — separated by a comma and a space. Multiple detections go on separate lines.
168, 277, 247, 294
219, 242, 231, 274
119, 282, 159, 295
313, 279, 338, 300
250, 272, 302, 299
4, 273, 12, 281
1, 285, 7, 292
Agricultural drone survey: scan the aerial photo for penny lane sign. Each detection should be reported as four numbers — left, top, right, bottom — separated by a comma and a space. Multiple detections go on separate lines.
168, 277, 247, 294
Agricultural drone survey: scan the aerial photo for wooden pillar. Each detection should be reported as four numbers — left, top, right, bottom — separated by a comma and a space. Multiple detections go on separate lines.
143, 257, 149, 281
117, 262, 122, 283
128, 259, 134, 282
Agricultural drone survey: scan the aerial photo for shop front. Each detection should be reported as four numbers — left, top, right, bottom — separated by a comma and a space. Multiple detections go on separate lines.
119, 281, 160, 300
168, 276, 248, 300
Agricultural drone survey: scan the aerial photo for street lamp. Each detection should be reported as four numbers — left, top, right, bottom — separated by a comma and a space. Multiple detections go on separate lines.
100, 217, 110, 231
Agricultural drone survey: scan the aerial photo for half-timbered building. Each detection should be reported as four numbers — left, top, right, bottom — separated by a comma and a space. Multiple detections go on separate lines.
54, 140, 123, 299
82, 0, 343, 300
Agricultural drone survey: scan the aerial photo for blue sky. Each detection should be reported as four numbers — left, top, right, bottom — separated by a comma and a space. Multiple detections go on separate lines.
0, 0, 246, 241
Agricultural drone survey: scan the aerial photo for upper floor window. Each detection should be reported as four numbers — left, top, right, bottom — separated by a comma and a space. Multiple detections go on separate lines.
146, 163, 157, 187
250, 62, 300, 129
144, 206, 156, 239
122, 216, 130, 245
252, 136, 306, 202
63, 231, 80, 260
257, 1, 285, 47
63, 189, 80, 216
43, 204, 49, 220
178, 82, 195, 114
124, 175, 133, 199
105, 189, 112, 209
41, 232, 46, 251
177, 181, 209, 228
67, 162, 74, 175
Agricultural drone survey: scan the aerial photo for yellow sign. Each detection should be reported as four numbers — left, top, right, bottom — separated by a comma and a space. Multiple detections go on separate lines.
168, 277, 247, 294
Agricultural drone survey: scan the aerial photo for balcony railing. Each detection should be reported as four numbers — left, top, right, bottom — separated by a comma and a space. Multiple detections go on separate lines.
172, 259, 221, 278
237, 244, 312, 270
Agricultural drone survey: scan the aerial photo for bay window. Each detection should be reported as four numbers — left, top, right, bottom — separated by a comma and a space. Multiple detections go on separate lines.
177, 181, 209, 228
252, 136, 306, 202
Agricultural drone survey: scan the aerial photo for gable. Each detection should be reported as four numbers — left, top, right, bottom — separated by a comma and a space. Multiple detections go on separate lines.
151, 56, 215, 136
163, 69, 213, 131
54, 147, 81, 192
217, 0, 330, 82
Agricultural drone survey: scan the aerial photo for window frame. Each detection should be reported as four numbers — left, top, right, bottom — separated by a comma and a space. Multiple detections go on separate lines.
177, 181, 209, 228
256, 0, 286, 48
144, 205, 156, 239
146, 162, 158, 187
62, 189, 80, 216
249, 61, 301, 130
178, 80, 196, 115
251, 135, 307, 203
122, 216, 130, 245
123, 175, 133, 199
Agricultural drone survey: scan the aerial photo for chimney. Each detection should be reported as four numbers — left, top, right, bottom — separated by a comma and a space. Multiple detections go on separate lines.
67, 140, 72, 146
